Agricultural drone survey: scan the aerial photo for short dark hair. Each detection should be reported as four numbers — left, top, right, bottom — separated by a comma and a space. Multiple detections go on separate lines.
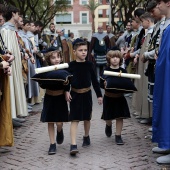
49, 23, 55, 28
146, 1, 157, 12
0, 4, 6, 14
134, 8, 145, 18
131, 16, 141, 23
3, 5, 20, 21
73, 41, 87, 50
23, 19, 30, 26
34, 20, 43, 27
140, 12, 155, 22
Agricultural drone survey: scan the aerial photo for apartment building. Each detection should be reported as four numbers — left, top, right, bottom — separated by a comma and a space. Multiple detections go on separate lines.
54, 0, 92, 40
94, 0, 111, 32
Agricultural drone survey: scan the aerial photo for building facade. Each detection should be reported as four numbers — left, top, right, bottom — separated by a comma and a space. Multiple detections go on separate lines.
94, 0, 111, 32
54, 0, 93, 40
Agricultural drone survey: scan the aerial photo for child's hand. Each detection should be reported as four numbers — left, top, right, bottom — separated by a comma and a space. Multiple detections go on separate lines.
98, 97, 103, 105
65, 91, 72, 102
104, 80, 107, 87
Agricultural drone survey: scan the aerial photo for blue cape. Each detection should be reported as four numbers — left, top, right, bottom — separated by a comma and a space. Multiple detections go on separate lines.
152, 24, 170, 149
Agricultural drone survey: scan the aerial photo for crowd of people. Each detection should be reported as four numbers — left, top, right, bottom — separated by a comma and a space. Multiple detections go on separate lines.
0, 0, 170, 164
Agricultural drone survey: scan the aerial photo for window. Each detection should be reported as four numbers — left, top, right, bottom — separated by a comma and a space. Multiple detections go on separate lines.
106, 9, 109, 18
80, 0, 88, 4
55, 13, 72, 24
82, 13, 87, 24
80, 11, 89, 24
98, 9, 103, 18
106, 0, 110, 4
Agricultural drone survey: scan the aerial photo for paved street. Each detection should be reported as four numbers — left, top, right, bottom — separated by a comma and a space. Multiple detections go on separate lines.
0, 90, 170, 170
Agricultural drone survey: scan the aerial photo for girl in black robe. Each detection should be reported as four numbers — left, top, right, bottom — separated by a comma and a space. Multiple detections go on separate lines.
38, 50, 69, 155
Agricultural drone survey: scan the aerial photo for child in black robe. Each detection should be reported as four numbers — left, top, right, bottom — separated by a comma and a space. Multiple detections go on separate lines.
39, 50, 69, 155
100, 50, 131, 145
65, 40, 103, 156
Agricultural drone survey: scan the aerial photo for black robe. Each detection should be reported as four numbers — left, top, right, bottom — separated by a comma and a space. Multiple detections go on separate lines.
67, 61, 102, 121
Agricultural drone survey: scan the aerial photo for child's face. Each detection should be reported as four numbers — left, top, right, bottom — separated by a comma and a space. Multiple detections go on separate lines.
110, 57, 120, 67
50, 53, 62, 65
74, 45, 87, 62
141, 18, 150, 29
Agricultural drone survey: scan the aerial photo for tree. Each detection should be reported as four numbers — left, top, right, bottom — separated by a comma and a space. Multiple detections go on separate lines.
6, 0, 71, 29
110, 0, 146, 33
84, 0, 101, 33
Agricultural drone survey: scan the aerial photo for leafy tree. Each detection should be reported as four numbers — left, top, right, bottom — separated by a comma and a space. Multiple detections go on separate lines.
84, 0, 101, 33
6, 0, 71, 29
110, 0, 146, 33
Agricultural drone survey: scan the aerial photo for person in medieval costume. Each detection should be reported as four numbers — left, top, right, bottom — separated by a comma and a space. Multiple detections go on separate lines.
67, 32, 76, 61
1, 5, 28, 119
125, 9, 146, 117
142, 0, 165, 132
132, 12, 154, 124
44, 23, 62, 53
22, 20, 41, 105
34, 21, 44, 68
88, 26, 110, 81
106, 25, 116, 48
0, 45, 14, 146
152, 0, 170, 164
56, 29, 70, 63
0, 4, 14, 146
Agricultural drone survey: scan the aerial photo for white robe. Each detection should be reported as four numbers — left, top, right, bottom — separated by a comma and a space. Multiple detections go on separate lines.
1, 22, 28, 117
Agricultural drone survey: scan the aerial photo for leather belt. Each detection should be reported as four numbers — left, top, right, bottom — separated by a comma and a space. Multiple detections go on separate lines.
71, 87, 91, 93
46, 89, 64, 96
105, 91, 123, 98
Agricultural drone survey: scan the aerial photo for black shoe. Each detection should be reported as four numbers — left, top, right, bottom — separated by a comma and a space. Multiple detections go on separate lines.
70, 145, 79, 156
48, 143, 56, 155
56, 128, 64, 144
82, 136, 90, 147
115, 135, 124, 145
12, 119, 22, 127
105, 124, 112, 137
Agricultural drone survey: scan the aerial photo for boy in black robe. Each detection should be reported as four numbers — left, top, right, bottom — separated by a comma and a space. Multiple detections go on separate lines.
65, 39, 103, 156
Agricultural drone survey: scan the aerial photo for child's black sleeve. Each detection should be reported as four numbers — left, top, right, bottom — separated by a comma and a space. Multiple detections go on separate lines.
90, 63, 102, 98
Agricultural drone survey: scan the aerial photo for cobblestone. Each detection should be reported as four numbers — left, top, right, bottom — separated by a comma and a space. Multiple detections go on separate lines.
0, 90, 170, 170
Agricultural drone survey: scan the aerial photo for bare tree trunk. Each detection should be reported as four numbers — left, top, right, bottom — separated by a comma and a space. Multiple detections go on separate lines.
92, 14, 95, 33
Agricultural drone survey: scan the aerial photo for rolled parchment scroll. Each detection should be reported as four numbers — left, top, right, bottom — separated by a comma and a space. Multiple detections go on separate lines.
104, 71, 141, 79
35, 63, 69, 74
